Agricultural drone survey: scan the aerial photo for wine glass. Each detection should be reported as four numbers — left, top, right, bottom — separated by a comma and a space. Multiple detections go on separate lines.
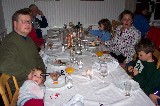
99, 62, 108, 83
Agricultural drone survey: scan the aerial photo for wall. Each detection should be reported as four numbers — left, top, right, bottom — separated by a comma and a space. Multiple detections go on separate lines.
0, 0, 6, 36
2, 0, 126, 34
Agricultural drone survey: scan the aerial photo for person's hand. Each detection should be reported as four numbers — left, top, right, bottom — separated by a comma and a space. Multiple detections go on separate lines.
149, 94, 160, 106
128, 66, 134, 72
88, 25, 92, 30
37, 9, 44, 16
133, 69, 139, 76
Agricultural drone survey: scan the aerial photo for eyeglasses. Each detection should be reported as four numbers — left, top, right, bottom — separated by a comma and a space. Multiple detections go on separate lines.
18, 20, 33, 24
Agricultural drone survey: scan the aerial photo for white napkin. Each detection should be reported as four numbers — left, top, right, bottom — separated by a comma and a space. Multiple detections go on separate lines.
106, 59, 119, 71
92, 62, 100, 72
63, 94, 84, 106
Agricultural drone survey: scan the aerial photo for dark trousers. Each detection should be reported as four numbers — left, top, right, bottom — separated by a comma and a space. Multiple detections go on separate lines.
110, 52, 126, 63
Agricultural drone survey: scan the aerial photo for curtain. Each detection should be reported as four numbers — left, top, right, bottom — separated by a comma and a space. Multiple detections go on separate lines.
125, 0, 137, 12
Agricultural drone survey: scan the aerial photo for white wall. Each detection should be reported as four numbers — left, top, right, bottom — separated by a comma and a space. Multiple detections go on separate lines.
2, 0, 126, 34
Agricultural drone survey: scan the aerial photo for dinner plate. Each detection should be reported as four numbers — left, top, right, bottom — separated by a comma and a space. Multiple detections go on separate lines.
44, 75, 66, 88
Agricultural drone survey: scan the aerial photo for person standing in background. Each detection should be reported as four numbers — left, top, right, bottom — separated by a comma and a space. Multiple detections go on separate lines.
133, 3, 150, 39
29, 4, 48, 38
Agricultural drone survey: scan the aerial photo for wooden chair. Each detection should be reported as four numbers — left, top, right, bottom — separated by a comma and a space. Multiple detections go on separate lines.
0, 74, 19, 106
111, 20, 121, 36
133, 49, 160, 69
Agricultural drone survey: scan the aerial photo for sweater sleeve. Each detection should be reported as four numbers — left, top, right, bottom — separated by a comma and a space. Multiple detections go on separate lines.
144, 70, 160, 96
0, 42, 27, 78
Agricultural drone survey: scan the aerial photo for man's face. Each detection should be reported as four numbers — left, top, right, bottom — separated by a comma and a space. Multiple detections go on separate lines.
14, 14, 32, 36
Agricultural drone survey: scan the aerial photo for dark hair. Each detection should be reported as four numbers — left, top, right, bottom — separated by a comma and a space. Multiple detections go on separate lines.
118, 10, 134, 21
98, 19, 111, 32
29, 4, 37, 9
135, 38, 155, 54
134, 3, 149, 15
12, 8, 31, 23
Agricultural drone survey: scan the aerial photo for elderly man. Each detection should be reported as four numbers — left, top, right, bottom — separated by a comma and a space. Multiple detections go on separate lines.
0, 8, 45, 86
29, 4, 48, 38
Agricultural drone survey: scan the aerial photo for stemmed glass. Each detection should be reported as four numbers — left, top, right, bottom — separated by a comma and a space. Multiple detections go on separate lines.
99, 62, 108, 83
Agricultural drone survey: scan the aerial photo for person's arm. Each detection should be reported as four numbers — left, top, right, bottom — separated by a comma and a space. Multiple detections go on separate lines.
149, 94, 160, 106
89, 30, 101, 37
28, 81, 44, 99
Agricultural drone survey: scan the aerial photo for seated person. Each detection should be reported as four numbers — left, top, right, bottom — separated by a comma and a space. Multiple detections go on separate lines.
17, 67, 45, 106
127, 39, 160, 105
89, 18, 112, 43
28, 27, 45, 47
105, 10, 141, 67
29, 4, 48, 38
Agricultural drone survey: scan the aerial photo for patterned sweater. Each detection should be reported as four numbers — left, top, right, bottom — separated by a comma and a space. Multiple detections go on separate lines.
105, 25, 141, 63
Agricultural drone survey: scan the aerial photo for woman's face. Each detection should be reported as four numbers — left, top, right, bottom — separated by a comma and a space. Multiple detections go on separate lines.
121, 14, 133, 29
142, 9, 148, 15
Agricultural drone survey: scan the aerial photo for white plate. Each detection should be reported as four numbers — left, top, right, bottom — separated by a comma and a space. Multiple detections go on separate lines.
44, 75, 66, 88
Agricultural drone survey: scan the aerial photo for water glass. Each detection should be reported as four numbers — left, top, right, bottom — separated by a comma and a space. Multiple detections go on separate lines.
99, 62, 108, 83
124, 81, 132, 96
65, 75, 73, 89
84, 42, 89, 51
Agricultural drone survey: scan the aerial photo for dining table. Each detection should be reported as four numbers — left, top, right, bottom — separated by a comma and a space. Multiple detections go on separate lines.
40, 28, 155, 106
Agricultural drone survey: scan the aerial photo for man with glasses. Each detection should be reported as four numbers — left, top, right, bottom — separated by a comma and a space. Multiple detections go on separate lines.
29, 4, 48, 38
0, 8, 45, 86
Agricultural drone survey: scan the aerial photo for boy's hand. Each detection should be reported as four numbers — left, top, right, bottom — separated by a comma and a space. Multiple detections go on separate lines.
133, 69, 139, 76
128, 66, 134, 72
149, 94, 160, 106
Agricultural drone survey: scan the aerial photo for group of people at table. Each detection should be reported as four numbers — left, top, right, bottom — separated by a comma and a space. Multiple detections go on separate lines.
0, 2, 160, 106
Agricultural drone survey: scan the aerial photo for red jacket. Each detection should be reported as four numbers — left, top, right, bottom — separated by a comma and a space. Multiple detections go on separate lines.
28, 28, 45, 46
147, 26, 160, 50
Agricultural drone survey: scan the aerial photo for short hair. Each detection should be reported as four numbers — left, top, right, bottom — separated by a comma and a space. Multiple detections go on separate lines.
29, 4, 37, 9
118, 10, 134, 21
30, 67, 45, 81
12, 8, 31, 23
135, 38, 155, 54
98, 18, 111, 32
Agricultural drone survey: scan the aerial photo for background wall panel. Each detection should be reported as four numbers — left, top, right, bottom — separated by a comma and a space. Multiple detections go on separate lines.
2, 0, 125, 34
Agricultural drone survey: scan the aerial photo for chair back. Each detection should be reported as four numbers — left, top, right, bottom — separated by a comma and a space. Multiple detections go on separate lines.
111, 20, 121, 36
0, 73, 19, 106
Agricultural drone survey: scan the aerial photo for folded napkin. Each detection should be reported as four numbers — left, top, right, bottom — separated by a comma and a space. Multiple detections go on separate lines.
106, 59, 119, 71
63, 94, 84, 106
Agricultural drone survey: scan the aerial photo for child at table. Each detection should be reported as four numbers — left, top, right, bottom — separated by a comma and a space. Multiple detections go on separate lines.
88, 18, 112, 43
127, 39, 160, 105
17, 67, 45, 106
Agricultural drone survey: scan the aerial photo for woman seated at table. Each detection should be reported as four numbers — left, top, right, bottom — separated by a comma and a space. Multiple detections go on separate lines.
88, 18, 112, 43
104, 10, 141, 67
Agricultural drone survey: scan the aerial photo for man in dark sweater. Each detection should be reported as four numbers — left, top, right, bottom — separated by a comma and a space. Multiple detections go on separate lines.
0, 8, 45, 86
127, 39, 160, 105
29, 4, 48, 38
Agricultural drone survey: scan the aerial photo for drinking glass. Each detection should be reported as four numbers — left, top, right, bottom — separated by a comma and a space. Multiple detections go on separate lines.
96, 45, 103, 62
84, 41, 89, 51
99, 62, 108, 83
65, 75, 73, 89
124, 81, 132, 96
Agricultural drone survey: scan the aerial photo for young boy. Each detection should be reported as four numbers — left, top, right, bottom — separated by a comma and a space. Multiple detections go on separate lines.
127, 39, 160, 105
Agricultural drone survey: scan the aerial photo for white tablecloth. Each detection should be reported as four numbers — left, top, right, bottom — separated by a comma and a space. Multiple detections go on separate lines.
43, 52, 155, 106
42, 33, 155, 106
